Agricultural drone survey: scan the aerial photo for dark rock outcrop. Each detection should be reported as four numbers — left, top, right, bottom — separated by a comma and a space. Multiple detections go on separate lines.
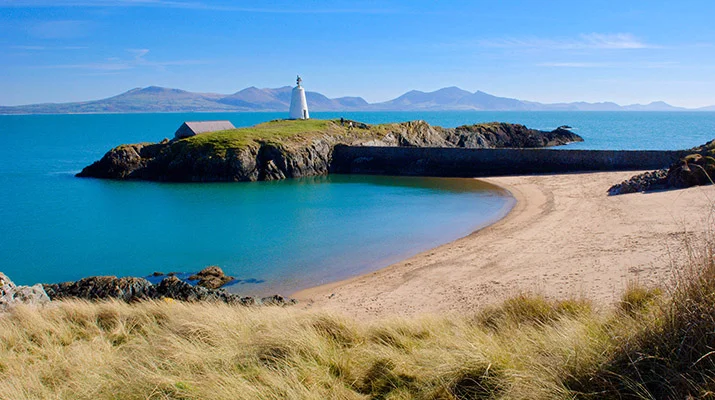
608, 169, 669, 195
78, 141, 261, 182
447, 123, 582, 149
188, 266, 234, 289
42, 275, 294, 306
666, 153, 715, 188
609, 139, 715, 195
77, 120, 582, 183
154, 276, 255, 305
77, 141, 168, 180
43, 276, 157, 302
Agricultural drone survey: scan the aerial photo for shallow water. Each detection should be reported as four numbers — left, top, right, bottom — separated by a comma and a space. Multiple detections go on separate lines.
0, 111, 711, 295
0, 112, 517, 295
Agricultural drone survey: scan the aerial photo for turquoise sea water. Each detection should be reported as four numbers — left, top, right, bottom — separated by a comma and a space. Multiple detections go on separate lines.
1, 111, 713, 295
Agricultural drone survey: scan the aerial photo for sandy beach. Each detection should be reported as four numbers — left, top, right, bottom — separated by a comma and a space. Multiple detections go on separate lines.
294, 171, 715, 319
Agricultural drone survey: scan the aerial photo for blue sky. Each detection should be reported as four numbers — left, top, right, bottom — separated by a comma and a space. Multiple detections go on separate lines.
1, 0, 715, 107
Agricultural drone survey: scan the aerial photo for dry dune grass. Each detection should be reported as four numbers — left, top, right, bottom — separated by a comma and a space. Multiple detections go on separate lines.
0, 235, 714, 400
2, 193, 714, 399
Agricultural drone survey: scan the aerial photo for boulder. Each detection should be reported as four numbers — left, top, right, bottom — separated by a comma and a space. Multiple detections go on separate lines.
0, 272, 12, 288
260, 294, 298, 306
1, 272, 50, 310
666, 153, 715, 188
188, 266, 234, 289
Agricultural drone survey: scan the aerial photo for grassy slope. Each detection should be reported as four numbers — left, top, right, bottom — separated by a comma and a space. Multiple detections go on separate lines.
185, 119, 332, 148
175, 119, 374, 157
1, 240, 714, 399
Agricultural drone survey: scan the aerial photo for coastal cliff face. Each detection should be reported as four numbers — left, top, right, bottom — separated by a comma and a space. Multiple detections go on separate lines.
77, 119, 582, 182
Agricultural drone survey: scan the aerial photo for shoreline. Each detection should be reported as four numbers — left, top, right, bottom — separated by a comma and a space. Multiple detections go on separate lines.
265, 181, 517, 299
293, 170, 715, 319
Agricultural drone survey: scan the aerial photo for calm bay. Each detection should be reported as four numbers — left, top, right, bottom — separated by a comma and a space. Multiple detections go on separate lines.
1, 111, 713, 295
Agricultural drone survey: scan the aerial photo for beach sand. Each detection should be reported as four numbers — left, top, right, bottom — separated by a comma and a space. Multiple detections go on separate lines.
293, 171, 715, 319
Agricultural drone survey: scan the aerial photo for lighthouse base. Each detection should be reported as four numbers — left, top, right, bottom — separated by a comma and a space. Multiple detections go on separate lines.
289, 86, 310, 120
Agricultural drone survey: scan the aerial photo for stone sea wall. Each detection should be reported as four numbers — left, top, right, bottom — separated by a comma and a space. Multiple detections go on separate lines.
330, 146, 690, 177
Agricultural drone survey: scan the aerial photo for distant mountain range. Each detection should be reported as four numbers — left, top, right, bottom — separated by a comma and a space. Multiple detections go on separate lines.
1, 85, 712, 114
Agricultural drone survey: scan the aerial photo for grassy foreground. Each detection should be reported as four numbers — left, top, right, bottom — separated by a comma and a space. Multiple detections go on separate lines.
1, 242, 714, 399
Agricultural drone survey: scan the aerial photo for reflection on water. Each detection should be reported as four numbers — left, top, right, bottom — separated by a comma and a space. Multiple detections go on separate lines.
303, 174, 509, 194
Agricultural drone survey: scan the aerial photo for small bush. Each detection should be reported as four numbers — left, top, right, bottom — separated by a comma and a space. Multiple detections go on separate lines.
618, 282, 662, 315
476, 293, 592, 329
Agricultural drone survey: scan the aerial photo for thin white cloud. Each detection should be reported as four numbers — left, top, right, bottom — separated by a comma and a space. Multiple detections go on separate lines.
36, 48, 210, 71
580, 33, 652, 49
0, 0, 396, 13
538, 61, 679, 68
11, 45, 87, 50
28, 20, 92, 39
538, 62, 613, 68
11, 45, 46, 50
477, 33, 657, 50
127, 48, 150, 60
43, 62, 133, 71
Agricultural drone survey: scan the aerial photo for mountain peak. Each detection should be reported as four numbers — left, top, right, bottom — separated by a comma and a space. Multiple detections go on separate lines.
437, 86, 467, 92
140, 86, 186, 94
1, 85, 709, 114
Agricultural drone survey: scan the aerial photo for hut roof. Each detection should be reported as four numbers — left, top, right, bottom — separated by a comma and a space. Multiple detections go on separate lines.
175, 120, 235, 139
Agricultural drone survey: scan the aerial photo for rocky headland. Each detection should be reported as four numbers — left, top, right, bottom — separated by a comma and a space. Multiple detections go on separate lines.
608, 139, 715, 195
77, 119, 582, 182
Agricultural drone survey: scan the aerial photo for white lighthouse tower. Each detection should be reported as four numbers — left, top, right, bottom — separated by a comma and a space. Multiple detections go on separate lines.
289, 75, 309, 120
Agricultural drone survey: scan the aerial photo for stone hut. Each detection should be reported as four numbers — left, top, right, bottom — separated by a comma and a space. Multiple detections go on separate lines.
174, 120, 236, 139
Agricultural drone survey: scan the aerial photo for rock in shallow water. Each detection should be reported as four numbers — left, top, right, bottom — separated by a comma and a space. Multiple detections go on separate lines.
188, 266, 234, 289
155, 276, 255, 305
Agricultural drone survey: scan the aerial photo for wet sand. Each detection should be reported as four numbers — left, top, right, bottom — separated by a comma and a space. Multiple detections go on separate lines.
293, 171, 715, 319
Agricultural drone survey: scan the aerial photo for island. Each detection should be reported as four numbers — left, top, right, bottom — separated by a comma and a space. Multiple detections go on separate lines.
77, 119, 583, 182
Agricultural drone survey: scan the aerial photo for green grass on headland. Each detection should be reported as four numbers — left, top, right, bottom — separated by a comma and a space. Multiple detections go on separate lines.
177, 119, 367, 156
1, 238, 715, 399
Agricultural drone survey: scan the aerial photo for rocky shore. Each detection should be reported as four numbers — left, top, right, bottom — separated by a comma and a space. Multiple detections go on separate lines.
77, 119, 582, 182
1, 267, 295, 310
609, 139, 715, 195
